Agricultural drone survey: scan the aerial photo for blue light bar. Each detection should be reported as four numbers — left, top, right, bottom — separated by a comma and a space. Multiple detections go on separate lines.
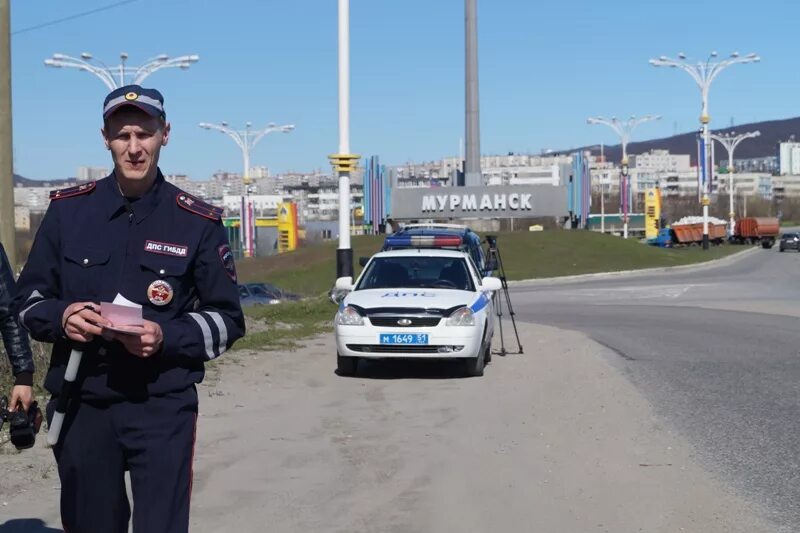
384, 235, 463, 248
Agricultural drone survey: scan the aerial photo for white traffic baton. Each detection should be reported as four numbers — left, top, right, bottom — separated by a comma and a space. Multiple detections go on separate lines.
46, 347, 83, 446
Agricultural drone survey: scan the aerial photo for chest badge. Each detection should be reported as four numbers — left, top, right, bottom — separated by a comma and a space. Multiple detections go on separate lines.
144, 240, 189, 257
147, 280, 174, 306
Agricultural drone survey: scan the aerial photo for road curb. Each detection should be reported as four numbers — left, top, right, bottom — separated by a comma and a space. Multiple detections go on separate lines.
508, 246, 760, 287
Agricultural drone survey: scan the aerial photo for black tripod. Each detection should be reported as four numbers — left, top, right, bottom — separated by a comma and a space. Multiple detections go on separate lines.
484, 235, 522, 356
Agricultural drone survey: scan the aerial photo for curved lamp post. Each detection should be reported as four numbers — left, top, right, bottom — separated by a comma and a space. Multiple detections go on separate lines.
199, 121, 295, 258
650, 51, 760, 249
587, 115, 661, 238
710, 130, 761, 237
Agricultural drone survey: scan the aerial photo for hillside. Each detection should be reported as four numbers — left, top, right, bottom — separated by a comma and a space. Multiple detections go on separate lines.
12, 174, 74, 187
578, 116, 800, 165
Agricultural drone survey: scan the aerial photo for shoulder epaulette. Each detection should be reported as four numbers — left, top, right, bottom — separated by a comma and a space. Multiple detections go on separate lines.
176, 192, 223, 221
49, 181, 96, 201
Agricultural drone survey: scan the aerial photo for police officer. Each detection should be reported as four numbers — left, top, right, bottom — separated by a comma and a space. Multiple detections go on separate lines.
14, 85, 245, 533
0, 241, 34, 413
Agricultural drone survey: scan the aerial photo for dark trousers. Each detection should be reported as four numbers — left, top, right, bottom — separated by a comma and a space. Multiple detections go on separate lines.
48, 387, 198, 533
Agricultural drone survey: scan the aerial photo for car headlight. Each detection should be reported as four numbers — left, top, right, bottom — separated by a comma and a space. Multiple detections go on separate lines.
335, 305, 364, 326
446, 307, 475, 326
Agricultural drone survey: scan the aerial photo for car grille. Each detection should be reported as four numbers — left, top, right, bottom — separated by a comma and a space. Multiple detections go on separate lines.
346, 344, 464, 354
368, 316, 441, 327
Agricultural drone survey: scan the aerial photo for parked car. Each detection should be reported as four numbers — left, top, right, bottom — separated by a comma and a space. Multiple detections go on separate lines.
334, 247, 502, 378
239, 282, 301, 306
779, 232, 800, 252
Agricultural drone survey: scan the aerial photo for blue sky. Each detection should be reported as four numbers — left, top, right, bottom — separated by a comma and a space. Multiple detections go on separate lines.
10, 0, 800, 181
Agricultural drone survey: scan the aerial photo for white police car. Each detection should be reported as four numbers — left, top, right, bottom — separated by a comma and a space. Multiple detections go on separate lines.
334, 248, 502, 377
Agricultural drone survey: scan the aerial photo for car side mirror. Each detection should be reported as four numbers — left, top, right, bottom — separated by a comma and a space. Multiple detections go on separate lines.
481, 277, 502, 292
328, 277, 355, 305
359, 256, 369, 267
335, 277, 355, 291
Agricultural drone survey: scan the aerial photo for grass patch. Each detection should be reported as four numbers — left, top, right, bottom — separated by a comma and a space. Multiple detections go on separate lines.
492, 231, 747, 280
232, 296, 333, 352
239, 230, 750, 294
237, 236, 384, 296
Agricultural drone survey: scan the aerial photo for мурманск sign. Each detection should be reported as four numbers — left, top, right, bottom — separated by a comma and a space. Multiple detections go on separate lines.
390, 185, 569, 220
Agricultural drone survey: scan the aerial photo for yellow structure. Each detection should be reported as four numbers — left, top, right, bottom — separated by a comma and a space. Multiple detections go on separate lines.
645, 188, 662, 240
328, 153, 361, 173
224, 202, 298, 254
276, 202, 298, 253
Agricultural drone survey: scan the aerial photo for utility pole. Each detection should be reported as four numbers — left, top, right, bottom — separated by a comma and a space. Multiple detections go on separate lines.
0, 0, 15, 268
464, 0, 481, 186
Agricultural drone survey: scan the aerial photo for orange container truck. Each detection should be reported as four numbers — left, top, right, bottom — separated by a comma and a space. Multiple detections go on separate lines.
733, 217, 779, 248
663, 222, 727, 246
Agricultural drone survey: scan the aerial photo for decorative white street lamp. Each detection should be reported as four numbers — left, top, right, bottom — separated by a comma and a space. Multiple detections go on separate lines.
44, 52, 200, 90
198, 121, 295, 258
586, 115, 661, 239
710, 130, 760, 237
650, 51, 760, 250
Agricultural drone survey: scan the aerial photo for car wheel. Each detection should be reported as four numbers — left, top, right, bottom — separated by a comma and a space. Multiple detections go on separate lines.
337, 353, 358, 376
483, 338, 492, 364
463, 347, 485, 378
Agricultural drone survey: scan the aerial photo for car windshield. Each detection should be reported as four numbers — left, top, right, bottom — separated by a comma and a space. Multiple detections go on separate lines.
248, 284, 281, 298
783, 233, 797, 239
264, 283, 283, 296
357, 256, 474, 291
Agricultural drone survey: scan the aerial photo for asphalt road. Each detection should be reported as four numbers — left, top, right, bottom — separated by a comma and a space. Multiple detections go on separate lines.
509, 245, 800, 531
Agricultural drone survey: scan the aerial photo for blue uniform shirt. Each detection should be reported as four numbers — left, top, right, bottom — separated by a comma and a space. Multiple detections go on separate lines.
14, 170, 245, 401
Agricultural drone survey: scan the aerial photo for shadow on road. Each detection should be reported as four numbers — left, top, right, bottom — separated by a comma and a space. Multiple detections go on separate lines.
340, 358, 482, 379
0, 519, 62, 533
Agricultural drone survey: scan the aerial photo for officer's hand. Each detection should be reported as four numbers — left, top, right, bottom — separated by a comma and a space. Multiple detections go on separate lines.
113, 320, 163, 358
10, 385, 33, 414
62, 302, 109, 342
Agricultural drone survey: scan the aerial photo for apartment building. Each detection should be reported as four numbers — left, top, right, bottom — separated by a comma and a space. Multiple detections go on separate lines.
13, 186, 52, 211
630, 150, 691, 173
391, 153, 571, 188
284, 182, 363, 225
778, 142, 800, 175
77, 166, 109, 182
14, 206, 30, 231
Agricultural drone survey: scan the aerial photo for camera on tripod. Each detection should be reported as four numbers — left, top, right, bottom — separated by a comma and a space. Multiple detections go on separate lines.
480, 234, 522, 356
484, 234, 499, 272
0, 396, 42, 450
